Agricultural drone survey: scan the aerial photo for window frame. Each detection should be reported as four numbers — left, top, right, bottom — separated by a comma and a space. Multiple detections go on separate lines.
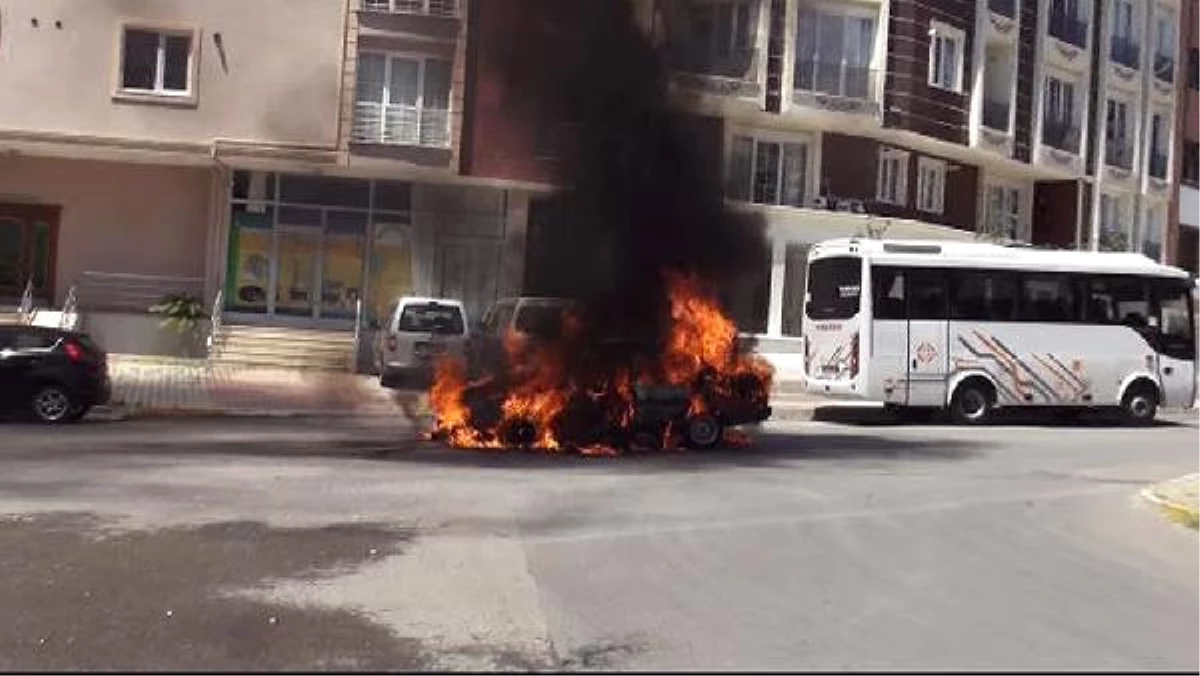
927, 21, 966, 93
360, 0, 458, 18
983, 182, 1025, 240
876, 147, 910, 206
726, 130, 812, 208
113, 24, 199, 105
916, 157, 947, 214
353, 50, 453, 148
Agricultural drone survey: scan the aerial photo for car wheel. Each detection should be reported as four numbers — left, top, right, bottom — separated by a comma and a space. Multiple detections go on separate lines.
684, 413, 723, 449
1121, 386, 1158, 426
949, 382, 993, 425
30, 384, 76, 424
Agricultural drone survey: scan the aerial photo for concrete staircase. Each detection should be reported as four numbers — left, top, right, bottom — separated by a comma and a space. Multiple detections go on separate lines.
209, 324, 357, 371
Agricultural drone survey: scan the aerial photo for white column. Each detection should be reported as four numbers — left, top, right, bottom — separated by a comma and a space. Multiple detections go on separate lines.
766, 237, 787, 337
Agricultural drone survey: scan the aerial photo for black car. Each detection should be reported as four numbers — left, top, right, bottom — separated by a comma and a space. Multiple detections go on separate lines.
0, 325, 111, 423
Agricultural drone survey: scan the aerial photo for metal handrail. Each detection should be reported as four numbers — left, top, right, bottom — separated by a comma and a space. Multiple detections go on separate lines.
17, 280, 34, 325
59, 285, 78, 330
207, 288, 223, 357
351, 297, 364, 373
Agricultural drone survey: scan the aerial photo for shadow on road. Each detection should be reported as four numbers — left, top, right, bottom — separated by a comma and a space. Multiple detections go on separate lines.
810, 406, 1193, 428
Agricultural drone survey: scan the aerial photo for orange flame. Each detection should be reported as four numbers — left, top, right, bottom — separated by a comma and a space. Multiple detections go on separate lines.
428, 270, 773, 453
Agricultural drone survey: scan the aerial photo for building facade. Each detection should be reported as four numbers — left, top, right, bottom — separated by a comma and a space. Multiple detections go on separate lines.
1170, 0, 1198, 273
0, 0, 539, 359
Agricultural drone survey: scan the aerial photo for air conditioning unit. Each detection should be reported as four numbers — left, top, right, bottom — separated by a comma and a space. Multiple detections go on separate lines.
835, 199, 854, 212
810, 196, 830, 209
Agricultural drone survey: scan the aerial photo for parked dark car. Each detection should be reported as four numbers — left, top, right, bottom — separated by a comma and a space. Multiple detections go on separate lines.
0, 325, 110, 423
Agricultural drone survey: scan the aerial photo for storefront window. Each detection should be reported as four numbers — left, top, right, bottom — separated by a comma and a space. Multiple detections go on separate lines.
781, 243, 809, 336
368, 222, 415, 323
225, 205, 273, 312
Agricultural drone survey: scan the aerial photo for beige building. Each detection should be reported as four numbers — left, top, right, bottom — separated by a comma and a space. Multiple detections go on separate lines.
0, 0, 533, 361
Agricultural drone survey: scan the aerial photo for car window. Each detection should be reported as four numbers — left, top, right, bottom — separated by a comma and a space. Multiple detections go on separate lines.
15, 331, 57, 350
515, 303, 568, 339
396, 302, 465, 335
488, 302, 516, 336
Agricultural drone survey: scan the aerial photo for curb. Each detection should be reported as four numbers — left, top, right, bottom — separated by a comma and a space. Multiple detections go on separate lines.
1140, 474, 1200, 529
92, 405, 410, 422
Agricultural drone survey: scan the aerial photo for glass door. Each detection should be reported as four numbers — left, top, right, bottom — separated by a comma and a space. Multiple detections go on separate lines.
321, 211, 368, 320
273, 228, 320, 317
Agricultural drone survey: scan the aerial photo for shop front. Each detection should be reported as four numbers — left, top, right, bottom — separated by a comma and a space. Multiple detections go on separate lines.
223, 171, 511, 328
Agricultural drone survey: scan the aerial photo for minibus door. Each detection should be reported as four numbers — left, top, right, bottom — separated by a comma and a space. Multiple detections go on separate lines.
906, 270, 950, 407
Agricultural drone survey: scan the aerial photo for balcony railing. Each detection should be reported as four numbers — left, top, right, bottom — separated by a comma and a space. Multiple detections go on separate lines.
361, 0, 456, 17
989, 0, 1016, 18
982, 99, 1011, 130
352, 101, 451, 148
1105, 142, 1134, 170
1149, 151, 1169, 179
1109, 36, 1140, 68
1048, 12, 1088, 48
1042, 119, 1081, 153
1153, 53, 1175, 81
793, 60, 880, 103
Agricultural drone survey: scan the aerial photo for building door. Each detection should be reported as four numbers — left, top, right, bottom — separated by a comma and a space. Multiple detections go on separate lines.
272, 228, 320, 317
0, 204, 58, 304
906, 269, 950, 407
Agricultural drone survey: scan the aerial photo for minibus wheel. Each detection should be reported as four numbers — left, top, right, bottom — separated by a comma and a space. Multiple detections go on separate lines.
1120, 384, 1158, 426
950, 380, 994, 425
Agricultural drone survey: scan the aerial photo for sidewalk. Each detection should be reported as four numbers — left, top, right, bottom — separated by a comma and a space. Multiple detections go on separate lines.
102, 355, 832, 421
1141, 474, 1200, 529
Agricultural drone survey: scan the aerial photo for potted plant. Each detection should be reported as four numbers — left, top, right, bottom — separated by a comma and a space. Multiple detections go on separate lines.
149, 293, 206, 357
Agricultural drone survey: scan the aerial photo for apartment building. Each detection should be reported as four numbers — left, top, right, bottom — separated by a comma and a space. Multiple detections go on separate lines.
0, 0, 535, 360
1171, 0, 1198, 273
459, 0, 1184, 377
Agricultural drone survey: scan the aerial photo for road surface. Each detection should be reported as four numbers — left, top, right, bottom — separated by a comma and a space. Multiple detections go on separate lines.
0, 412, 1195, 670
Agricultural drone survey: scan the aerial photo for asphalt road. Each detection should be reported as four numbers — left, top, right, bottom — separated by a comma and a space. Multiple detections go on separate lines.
0, 411, 1195, 671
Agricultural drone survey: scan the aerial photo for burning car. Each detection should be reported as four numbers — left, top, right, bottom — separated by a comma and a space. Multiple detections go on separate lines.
427, 273, 773, 454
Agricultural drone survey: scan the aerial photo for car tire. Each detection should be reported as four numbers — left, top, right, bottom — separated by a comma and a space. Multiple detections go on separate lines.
684, 413, 724, 449
30, 384, 76, 424
1120, 386, 1158, 426
949, 382, 993, 425
66, 404, 92, 422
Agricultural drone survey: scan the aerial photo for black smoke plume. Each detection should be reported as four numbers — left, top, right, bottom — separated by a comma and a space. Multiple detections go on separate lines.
504, 0, 768, 352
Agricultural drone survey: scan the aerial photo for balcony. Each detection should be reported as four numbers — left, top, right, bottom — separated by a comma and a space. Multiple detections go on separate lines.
1109, 36, 1140, 69
989, 0, 1016, 18
1149, 151, 1169, 179
351, 101, 450, 148
1048, 12, 1088, 49
1105, 142, 1134, 170
361, 0, 456, 17
793, 60, 880, 111
1042, 119, 1081, 153
982, 100, 1011, 131
1154, 53, 1175, 81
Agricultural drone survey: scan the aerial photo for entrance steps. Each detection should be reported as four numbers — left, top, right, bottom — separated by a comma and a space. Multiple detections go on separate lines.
209, 324, 357, 371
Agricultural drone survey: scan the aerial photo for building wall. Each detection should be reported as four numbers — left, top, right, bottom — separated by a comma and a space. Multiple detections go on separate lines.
820, 132, 978, 231
0, 155, 213, 305
0, 0, 347, 148
884, 0, 976, 145
1012, 0, 1038, 163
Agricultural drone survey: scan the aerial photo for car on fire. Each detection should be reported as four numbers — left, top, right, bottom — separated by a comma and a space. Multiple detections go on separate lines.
467, 296, 579, 378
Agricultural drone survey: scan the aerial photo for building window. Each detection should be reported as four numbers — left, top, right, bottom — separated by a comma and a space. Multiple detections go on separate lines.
1105, 98, 1133, 169
1148, 112, 1169, 180
1183, 142, 1200, 186
683, 1, 757, 73
726, 135, 808, 207
1042, 74, 1080, 152
927, 21, 965, 93
119, 27, 193, 96
361, 0, 457, 17
1108, 0, 1139, 68
1138, 204, 1164, 261
984, 184, 1022, 240
1099, 193, 1130, 251
1048, 0, 1088, 48
876, 148, 909, 206
353, 52, 452, 148
794, 7, 876, 100
1152, 9, 1176, 81
781, 243, 809, 337
916, 157, 946, 214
